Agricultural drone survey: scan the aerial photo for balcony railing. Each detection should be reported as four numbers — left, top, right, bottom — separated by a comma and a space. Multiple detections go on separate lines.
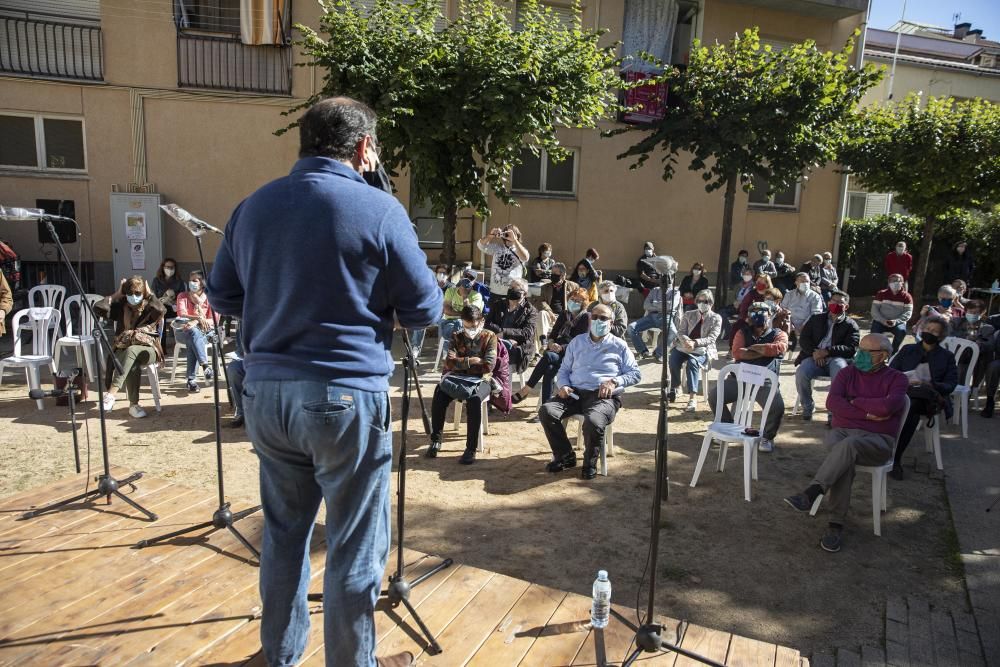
0, 13, 103, 82
177, 33, 292, 96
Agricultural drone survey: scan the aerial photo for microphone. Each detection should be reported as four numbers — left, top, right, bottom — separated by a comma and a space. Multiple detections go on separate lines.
0, 205, 76, 224
160, 204, 224, 236
28, 388, 76, 400
651, 255, 678, 277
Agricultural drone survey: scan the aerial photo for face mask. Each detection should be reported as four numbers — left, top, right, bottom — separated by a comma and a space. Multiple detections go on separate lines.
756, 281, 768, 291
749, 313, 768, 327
940, 298, 953, 308
600, 292, 614, 304
823, 259, 832, 266
853, 349, 877, 372
578, 270, 587, 278
765, 297, 776, 305
567, 300, 582, 313
188, 281, 201, 292
543, 251, 552, 259
507, 290, 524, 302
889, 282, 902, 293
797, 282, 810, 293
692, 269, 701, 277
738, 256, 747, 264
697, 302, 711, 314
828, 302, 845, 317
551, 274, 563, 284
436, 272, 447, 284
644, 249, 654, 257
164, 268, 175, 278
362, 163, 392, 194
590, 319, 610, 338
762, 255, 771, 262
776, 257, 784, 265
463, 325, 482, 338
896, 246, 905, 255
742, 275, 753, 283
966, 313, 981, 323
921, 332, 940, 346
126, 294, 143, 306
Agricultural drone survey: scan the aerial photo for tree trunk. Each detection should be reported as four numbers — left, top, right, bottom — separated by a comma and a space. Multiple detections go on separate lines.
714, 174, 738, 310
440, 203, 458, 271
911, 214, 936, 310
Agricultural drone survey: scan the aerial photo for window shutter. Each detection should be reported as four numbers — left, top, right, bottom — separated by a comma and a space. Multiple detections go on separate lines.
2, 0, 100, 21
864, 193, 891, 217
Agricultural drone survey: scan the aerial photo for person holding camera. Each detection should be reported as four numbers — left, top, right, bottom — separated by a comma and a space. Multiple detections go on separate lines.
477, 224, 530, 310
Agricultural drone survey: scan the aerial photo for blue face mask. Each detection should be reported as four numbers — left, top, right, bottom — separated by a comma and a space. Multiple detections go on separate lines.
966, 313, 980, 323
188, 281, 201, 292
567, 300, 582, 314
590, 319, 610, 337
126, 294, 143, 306
749, 313, 768, 327
940, 298, 953, 308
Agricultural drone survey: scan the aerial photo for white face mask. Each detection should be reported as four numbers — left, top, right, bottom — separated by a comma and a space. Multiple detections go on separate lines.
762, 255, 771, 262
436, 272, 447, 283
644, 249, 654, 257
542, 251, 552, 259
600, 292, 615, 304
126, 294, 143, 306
742, 275, 753, 283
164, 268, 175, 278
889, 281, 902, 293
823, 259, 832, 266
692, 269, 702, 277
797, 282, 810, 293
188, 281, 201, 292
463, 325, 482, 338
697, 302, 711, 314
896, 246, 905, 255
775, 257, 784, 264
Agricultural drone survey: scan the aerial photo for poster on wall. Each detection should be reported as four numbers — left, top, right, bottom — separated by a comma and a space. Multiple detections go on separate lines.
131, 241, 145, 270
125, 211, 147, 240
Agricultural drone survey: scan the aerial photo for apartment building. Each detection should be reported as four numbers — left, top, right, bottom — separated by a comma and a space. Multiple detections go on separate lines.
0, 0, 865, 291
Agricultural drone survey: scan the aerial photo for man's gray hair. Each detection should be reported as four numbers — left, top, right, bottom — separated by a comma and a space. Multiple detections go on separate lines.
510, 278, 529, 293
869, 333, 893, 354
696, 289, 714, 304
598, 280, 617, 291
795, 272, 810, 281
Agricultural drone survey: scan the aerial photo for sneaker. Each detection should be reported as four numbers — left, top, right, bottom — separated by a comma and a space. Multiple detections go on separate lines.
102, 393, 117, 412
685, 398, 697, 413
426, 434, 442, 459
128, 404, 147, 419
580, 466, 597, 480
203, 365, 214, 381
527, 414, 540, 424
784, 493, 812, 512
666, 390, 676, 403
801, 411, 813, 421
229, 414, 245, 428
820, 525, 844, 553
639, 352, 651, 360
890, 463, 904, 481
459, 448, 476, 465
654, 355, 663, 364
187, 380, 200, 393
545, 453, 577, 473
758, 438, 774, 453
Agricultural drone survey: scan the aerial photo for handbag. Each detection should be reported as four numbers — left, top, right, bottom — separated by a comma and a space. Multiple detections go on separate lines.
906, 383, 945, 426
439, 374, 485, 402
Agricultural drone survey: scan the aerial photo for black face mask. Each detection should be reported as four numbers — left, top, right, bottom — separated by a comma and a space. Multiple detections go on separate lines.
362, 163, 392, 194
507, 290, 525, 302
921, 332, 940, 346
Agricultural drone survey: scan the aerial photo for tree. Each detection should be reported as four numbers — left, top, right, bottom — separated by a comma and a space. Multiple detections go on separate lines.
839, 94, 1000, 303
281, 0, 620, 268
613, 28, 881, 302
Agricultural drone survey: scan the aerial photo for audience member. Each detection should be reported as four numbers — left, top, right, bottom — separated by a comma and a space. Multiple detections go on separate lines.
227, 325, 245, 428
730, 250, 750, 288
95, 276, 166, 418
573, 258, 599, 298
753, 249, 777, 279
485, 279, 537, 374
781, 272, 824, 352
951, 279, 970, 307
427, 305, 498, 464
710, 301, 787, 452
531, 243, 556, 281
738, 274, 774, 324
539, 303, 641, 479
441, 275, 485, 355
884, 241, 913, 291
679, 262, 709, 312
979, 312, 1000, 418
514, 288, 592, 409
637, 241, 660, 290
783, 333, 908, 553
943, 240, 974, 284
950, 300, 995, 390
801, 254, 824, 289
589, 280, 628, 339
152, 257, 185, 319
889, 318, 958, 479
773, 251, 796, 292
477, 225, 529, 308
628, 280, 681, 362
819, 252, 839, 302
765, 287, 791, 335
463, 267, 492, 313
794, 291, 859, 422
175, 271, 219, 393
871, 274, 913, 353
584, 247, 600, 268
433, 264, 452, 291
668, 289, 721, 411
914, 285, 963, 336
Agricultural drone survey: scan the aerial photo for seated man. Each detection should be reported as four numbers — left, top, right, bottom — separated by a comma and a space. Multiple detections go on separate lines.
780, 272, 824, 351
794, 291, 859, 422
871, 274, 913, 354
949, 299, 995, 390
628, 281, 680, 362
428, 305, 498, 464
710, 301, 787, 452
668, 289, 721, 411
784, 333, 908, 553
440, 275, 484, 354
540, 303, 641, 480
588, 280, 628, 338
889, 318, 958, 479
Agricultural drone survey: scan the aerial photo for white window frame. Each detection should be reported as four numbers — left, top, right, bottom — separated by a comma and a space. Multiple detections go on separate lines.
511, 147, 579, 198
747, 176, 799, 210
0, 111, 88, 173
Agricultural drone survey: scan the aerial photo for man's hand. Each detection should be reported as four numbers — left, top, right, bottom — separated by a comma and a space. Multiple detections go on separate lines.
548, 342, 562, 353
467, 356, 482, 366
885, 320, 895, 327
598, 379, 617, 398
557, 386, 574, 399
739, 348, 762, 360
866, 412, 890, 421
447, 349, 457, 360
909, 378, 924, 386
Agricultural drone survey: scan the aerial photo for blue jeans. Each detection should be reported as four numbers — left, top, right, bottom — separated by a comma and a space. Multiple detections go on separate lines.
228, 358, 245, 416
871, 320, 907, 353
795, 356, 849, 415
439, 318, 463, 353
176, 326, 209, 381
243, 380, 392, 667
668, 348, 708, 394
629, 313, 672, 357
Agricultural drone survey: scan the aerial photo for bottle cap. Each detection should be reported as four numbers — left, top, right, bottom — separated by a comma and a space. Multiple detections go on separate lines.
598, 570, 608, 580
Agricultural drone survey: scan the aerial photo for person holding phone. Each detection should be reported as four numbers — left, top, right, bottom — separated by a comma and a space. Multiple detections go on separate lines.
477, 224, 529, 310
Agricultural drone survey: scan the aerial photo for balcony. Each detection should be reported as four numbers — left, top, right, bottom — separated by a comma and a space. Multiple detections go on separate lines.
0, 12, 103, 82
725, 0, 866, 19
176, 33, 292, 96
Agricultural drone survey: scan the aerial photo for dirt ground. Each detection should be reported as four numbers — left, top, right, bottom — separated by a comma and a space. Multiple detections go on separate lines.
0, 335, 970, 659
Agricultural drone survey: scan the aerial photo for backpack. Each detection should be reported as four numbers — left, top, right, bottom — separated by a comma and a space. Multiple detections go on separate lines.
0, 239, 19, 290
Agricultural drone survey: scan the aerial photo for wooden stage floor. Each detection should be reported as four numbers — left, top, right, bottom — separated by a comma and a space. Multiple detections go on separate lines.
0, 471, 808, 666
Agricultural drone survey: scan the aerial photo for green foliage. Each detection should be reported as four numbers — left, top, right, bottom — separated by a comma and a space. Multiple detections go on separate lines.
281, 0, 620, 265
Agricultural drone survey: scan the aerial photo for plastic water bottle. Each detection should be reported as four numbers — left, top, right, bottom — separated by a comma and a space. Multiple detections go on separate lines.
993, 279, 999, 291
591, 570, 611, 629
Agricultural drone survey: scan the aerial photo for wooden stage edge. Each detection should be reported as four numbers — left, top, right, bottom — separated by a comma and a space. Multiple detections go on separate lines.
0, 471, 808, 666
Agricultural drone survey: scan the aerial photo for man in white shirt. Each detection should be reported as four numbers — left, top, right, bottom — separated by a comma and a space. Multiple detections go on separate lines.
477, 225, 530, 309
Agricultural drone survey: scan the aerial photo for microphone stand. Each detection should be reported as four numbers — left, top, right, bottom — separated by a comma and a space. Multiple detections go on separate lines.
135, 218, 260, 558
20, 217, 158, 522
621, 268, 721, 667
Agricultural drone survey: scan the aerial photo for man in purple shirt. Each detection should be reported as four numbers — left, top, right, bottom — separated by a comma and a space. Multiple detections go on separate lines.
783, 333, 909, 553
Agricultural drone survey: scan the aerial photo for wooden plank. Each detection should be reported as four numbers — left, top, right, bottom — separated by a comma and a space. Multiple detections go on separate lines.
727, 634, 778, 667
465, 585, 566, 667
418, 573, 531, 664
775, 645, 803, 667
675, 622, 731, 667
0, 466, 133, 528
571, 603, 648, 667
375, 564, 495, 659
517, 592, 593, 667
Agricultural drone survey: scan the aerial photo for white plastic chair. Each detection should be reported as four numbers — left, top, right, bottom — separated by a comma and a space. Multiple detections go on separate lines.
52, 294, 102, 382
144, 364, 163, 413
453, 396, 490, 453
689, 363, 780, 502
562, 412, 617, 476
942, 337, 978, 439
0, 307, 62, 410
917, 415, 944, 471
809, 396, 910, 536
28, 285, 67, 334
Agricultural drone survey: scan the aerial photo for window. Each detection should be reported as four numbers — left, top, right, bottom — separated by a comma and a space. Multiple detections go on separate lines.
177, 0, 241, 33
846, 191, 891, 219
515, 1, 577, 31
747, 174, 798, 209
0, 113, 85, 172
511, 147, 577, 196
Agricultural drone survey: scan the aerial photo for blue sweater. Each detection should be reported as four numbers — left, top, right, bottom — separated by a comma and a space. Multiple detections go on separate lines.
208, 158, 443, 391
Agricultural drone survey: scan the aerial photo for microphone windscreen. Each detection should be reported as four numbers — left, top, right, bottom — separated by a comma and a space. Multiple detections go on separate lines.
651, 255, 678, 276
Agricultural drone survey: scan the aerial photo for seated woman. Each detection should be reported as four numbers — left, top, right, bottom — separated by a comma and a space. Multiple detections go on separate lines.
728, 273, 773, 343
514, 288, 591, 409
763, 287, 791, 335
174, 271, 218, 392
679, 263, 709, 312
152, 257, 184, 320
427, 305, 498, 465
950, 299, 995, 389
96, 276, 165, 418
531, 243, 556, 281
668, 289, 722, 411
440, 276, 485, 354
572, 259, 599, 300
914, 284, 963, 338
485, 279, 537, 375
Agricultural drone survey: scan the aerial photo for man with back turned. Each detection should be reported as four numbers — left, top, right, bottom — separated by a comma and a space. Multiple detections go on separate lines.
208, 97, 442, 667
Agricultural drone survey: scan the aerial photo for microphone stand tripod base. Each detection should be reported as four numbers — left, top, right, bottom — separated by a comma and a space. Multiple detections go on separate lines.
134, 501, 262, 558
19, 471, 158, 521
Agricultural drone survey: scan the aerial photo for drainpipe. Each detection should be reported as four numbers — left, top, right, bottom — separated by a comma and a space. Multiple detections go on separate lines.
831, 0, 872, 266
